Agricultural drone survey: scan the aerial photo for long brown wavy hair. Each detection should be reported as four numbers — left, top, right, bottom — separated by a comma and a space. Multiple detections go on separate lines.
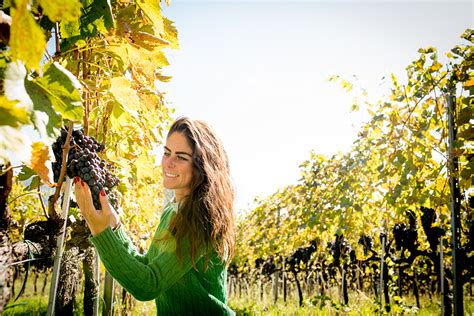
167, 117, 235, 267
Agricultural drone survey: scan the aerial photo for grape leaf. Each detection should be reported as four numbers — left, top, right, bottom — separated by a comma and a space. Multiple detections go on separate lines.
28, 142, 52, 184
17, 165, 40, 191
37, 0, 82, 22
110, 101, 133, 131
0, 96, 30, 127
463, 77, 474, 88
10, 0, 46, 71
18, 165, 36, 181
109, 77, 141, 114
4, 60, 32, 110
60, 0, 114, 49
162, 17, 179, 49
29, 62, 83, 123
136, 0, 164, 34
458, 106, 473, 125
24, 79, 62, 138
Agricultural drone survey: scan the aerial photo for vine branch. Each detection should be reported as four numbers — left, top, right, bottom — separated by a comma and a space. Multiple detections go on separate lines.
47, 121, 74, 220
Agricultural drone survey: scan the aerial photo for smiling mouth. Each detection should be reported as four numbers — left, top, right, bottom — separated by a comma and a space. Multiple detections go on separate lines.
165, 172, 178, 178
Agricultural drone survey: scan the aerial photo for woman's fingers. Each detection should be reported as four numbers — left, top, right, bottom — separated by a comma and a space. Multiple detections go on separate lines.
98, 189, 111, 215
99, 189, 120, 228
73, 177, 96, 219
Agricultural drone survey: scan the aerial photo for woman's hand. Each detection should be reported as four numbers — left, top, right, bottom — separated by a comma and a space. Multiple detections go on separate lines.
73, 177, 120, 236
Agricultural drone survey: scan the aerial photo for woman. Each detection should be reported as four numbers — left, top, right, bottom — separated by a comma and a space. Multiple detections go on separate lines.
74, 117, 236, 315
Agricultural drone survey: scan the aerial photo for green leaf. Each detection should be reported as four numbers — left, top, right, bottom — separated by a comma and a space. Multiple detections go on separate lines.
460, 28, 473, 43
4, 61, 32, 108
458, 105, 472, 125
0, 96, 30, 127
24, 79, 62, 138
460, 161, 473, 180
17, 165, 41, 191
10, 0, 46, 71
30, 61, 83, 123
37, 0, 82, 22
60, 0, 114, 48
18, 165, 36, 181
340, 196, 352, 208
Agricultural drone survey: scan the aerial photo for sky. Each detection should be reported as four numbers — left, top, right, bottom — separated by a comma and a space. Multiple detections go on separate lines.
160, 0, 473, 213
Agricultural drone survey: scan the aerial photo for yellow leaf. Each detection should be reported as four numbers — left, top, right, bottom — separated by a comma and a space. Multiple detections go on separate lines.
127, 42, 169, 68
463, 77, 474, 88
429, 62, 442, 72
28, 141, 52, 184
0, 96, 30, 127
109, 77, 141, 113
162, 17, 179, 49
136, 0, 164, 34
110, 101, 133, 132
10, 0, 46, 71
135, 152, 161, 182
37, 0, 82, 22
133, 31, 169, 46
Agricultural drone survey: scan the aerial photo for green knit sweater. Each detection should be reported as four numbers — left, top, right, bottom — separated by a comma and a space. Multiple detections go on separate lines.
89, 202, 235, 315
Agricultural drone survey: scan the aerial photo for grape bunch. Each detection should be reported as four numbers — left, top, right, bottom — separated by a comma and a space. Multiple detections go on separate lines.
51, 129, 120, 210
358, 234, 373, 256
393, 222, 418, 251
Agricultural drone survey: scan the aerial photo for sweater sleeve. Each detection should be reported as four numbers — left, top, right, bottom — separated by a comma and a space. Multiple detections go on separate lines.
90, 225, 203, 301
111, 225, 148, 264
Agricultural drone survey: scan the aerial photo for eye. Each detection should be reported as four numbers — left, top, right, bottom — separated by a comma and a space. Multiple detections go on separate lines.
163, 150, 171, 157
177, 155, 188, 161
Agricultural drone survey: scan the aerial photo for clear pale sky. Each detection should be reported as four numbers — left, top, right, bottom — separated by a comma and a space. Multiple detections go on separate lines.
160, 0, 473, 213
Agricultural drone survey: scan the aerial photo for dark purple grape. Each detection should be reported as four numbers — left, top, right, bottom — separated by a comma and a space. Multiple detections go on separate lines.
52, 128, 119, 210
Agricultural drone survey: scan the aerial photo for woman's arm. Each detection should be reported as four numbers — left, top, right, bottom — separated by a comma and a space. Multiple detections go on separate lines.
74, 178, 148, 263
75, 178, 200, 300
90, 226, 202, 301
111, 225, 148, 264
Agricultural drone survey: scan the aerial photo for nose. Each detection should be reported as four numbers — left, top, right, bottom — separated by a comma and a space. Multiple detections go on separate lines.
163, 155, 176, 168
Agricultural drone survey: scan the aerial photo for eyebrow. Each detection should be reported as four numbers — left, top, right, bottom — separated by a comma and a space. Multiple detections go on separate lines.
164, 146, 193, 157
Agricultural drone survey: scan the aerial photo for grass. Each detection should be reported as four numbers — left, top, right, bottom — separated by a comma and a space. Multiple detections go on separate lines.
3, 273, 473, 315
3, 297, 48, 316
227, 287, 474, 316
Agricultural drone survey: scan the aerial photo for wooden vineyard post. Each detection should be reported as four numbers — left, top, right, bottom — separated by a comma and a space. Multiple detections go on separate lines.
440, 237, 445, 315
315, 270, 320, 296
47, 177, 73, 316
93, 249, 100, 316
379, 233, 386, 309
341, 267, 345, 305
446, 88, 463, 315
272, 269, 279, 303
103, 271, 115, 315
283, 258, 287, 302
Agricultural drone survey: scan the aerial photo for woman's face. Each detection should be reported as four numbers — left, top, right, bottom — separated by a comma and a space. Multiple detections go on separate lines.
161, 132, 194, 201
